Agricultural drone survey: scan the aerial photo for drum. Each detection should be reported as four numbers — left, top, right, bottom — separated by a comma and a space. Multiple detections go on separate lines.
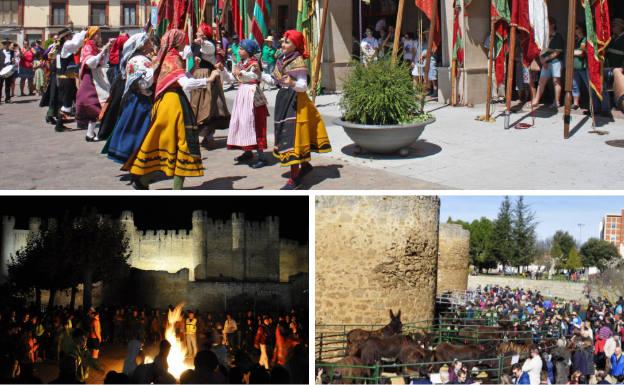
0, 64, 16, 78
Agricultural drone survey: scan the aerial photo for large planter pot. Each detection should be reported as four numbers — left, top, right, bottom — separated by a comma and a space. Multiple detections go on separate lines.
335, 117, 435, 157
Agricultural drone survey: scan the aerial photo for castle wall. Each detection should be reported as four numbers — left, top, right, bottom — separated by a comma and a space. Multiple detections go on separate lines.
127, 268, 297, 313
316, 196, 440, 326
280, 241, 309, 283
437, 223, 471, 295
2, 212, 302, 285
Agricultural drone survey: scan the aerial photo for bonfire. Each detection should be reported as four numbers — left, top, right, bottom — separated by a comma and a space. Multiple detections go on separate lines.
164, 304, 193, 378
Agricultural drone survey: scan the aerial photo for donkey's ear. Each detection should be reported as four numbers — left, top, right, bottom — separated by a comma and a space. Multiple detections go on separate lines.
397, 309, 401, 319
389, 309, 394, 318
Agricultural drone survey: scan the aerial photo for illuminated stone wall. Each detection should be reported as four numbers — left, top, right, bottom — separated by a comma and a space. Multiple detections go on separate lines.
437, 223, 470, 294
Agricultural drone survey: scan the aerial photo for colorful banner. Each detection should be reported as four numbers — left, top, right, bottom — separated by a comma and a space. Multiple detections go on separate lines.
583, 0, 611, 99
491, 0, 510, 86
451, 1, 463, 75
511, 0, 545, 68
414, 0, 440, 54
251, 0, 270, 44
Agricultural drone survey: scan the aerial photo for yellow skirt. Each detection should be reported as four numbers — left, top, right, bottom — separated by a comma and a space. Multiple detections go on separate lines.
273, 89, 332, 166
125, 90, 204, 177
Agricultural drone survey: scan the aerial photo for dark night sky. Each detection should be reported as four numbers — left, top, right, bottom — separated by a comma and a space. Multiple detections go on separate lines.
0, 196, 308, 243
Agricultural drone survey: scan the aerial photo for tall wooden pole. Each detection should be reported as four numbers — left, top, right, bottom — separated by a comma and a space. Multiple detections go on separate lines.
504, 18, 517, 129
563, 0, 576, 139
485, 16, 496, 120
311, 0, 330, 103
391, 0, 406, 64
423, 0, 438, 87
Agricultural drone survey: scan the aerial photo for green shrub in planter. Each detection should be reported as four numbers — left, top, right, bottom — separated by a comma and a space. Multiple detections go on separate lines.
340, 59, 430, 125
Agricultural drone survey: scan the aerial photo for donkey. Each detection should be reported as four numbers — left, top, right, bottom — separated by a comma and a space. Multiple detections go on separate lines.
346, 309, 403, 356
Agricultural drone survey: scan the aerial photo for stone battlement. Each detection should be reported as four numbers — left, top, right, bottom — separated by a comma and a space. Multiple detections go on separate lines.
136, 229, 193, 239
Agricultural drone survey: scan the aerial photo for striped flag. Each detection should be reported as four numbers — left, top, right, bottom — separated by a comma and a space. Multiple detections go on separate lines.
296, 0, 320, 93
583, 0, 611, 99
451, 0, 463, 75
251, 0, 271, 44
491, 0, 510, 86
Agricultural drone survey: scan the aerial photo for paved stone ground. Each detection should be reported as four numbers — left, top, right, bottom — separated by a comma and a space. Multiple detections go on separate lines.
0, 93, 441, 190
1, 85, 623, 189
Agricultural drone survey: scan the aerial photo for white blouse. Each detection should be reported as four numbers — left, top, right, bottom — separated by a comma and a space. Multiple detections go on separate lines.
261, 72, 307, 93
61, 30, 86, 58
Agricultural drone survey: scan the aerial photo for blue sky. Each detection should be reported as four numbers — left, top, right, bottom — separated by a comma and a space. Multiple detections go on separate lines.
440, 196, 624, 242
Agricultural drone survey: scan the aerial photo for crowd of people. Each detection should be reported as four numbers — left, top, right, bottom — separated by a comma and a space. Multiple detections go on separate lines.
0, 303, 307, 384
356, 14, 624, 116
0, 23, 332, 190
0, 39, 49, 103
427, 285, 624, 385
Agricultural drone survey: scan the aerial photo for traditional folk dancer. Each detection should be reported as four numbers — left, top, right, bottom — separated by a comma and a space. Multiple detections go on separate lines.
189, 22, 231, 150
103, 33, 154, 164
98, 33, 130, 140
76, 27, 111, 141
260, 30, 332, 190
54, 29, 85, 132
40, 31, 68, 125
222, 39, 269, 169
123, 29, 218, 190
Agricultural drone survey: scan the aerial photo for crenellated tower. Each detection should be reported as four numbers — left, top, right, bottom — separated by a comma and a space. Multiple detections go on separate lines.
191, 210, 206, 281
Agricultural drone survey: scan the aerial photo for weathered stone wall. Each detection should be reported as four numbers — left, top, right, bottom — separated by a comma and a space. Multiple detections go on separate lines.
126, 268, 299, 313
280, 240, 309, 283
316, 196, 440, 325
437, 223, 470, 295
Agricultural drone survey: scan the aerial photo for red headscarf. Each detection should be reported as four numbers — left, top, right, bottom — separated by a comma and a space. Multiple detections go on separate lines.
283, 30, 309, 59
154, 29, 187, 98
199, 22, 213, 40
109, 33, 129, 65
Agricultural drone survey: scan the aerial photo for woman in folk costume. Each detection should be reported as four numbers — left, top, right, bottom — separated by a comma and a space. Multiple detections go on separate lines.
53, 29, 86, 132
103, 33, 155, 164
123, 29, 218, 190
222, 39, 269, 169
98, 33, 130, 140
189, 22, 231, 149
260, 30, 332, 190
75, 26, 111, 141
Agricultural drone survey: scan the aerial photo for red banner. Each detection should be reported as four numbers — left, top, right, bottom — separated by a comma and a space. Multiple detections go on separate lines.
511, 0, 540, 67
415, 0, 440, 53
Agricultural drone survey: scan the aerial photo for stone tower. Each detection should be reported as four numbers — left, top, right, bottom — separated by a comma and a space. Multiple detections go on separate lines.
437, 223, 470, 295
120, 211, 136, 243
315, 196, 440, 326
1, 216, 16, 282
28, 217, 41, 233
192, 210, 207, 281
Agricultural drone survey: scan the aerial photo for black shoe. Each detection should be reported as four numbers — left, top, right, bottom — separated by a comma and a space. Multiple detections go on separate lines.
5, 99, 10, 104
85, 135, 95, 142
46, 116, 57, 125
234, 151, 253, 163
131, 176, 149, 190
299, 163, 313, 178
280, 178, 301, 190
55, 125, 68, 132
250, 159, 267, 169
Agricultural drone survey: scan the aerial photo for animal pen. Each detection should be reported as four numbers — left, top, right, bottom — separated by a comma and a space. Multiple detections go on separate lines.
315, 316, 561, 384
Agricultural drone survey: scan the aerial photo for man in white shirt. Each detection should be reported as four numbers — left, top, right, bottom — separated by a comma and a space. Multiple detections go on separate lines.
0, 39, 16, 103
223, 313, 238, 350
521, 347, 543, 385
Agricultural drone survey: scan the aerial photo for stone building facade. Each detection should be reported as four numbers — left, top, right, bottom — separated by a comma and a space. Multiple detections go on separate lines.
1, 211, 308, 284
315, 195, 440, 326
437, 223, 470, 295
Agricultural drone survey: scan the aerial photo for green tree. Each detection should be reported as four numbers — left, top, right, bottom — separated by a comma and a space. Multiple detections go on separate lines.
566, 248, 583, 270
580, 238, 620, 270
72, 207, 131, 310
491, 196, 514, 269
551, 230, 577, 269
511, 196, 538, 269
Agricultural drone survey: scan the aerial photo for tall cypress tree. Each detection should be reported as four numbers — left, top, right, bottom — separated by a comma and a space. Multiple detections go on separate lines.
511, 196, 538, 270
491, 196, 514, 269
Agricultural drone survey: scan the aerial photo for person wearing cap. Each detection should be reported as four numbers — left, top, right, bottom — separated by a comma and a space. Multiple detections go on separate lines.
55, 27, 88, 132
261, 35, 277, 80
260, 29, 332, 189
76, 26, 112, 141
188, 22, 230, 150
222, 38, 269, 169
0, 38, 16, 103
